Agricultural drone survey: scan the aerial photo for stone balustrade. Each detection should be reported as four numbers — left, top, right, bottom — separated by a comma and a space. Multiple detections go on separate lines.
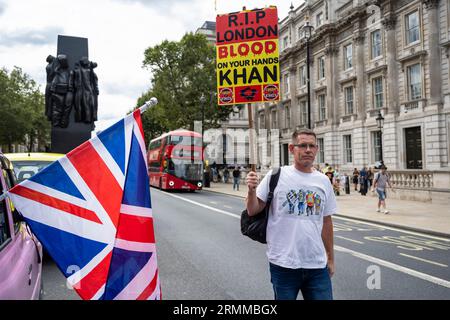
388, 170, 434, 190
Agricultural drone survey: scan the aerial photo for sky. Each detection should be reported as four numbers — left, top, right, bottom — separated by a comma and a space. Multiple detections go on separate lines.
0, 0, 301, 131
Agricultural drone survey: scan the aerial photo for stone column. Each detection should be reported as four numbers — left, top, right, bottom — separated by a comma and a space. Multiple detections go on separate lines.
354, 31, 366, 120
288, 55, 297, 131
325, 44, 339, 126
424, 0, 442, 106
382, 14, 399, 113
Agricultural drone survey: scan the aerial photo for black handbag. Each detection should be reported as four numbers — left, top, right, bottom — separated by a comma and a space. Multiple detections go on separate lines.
240, 168, 281, 243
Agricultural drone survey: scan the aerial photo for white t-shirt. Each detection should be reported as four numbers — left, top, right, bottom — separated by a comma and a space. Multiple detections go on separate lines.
256, 166, 337, 269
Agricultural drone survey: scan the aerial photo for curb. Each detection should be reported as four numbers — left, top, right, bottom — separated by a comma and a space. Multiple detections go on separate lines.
202, 188, 247, 200
202, 188, 450, 239
333, 214, 450, 239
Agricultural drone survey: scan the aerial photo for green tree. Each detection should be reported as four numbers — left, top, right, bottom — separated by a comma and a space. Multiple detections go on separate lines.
25, 89, 49, 152
0, 67, 49, 152
139, 32, 233, 141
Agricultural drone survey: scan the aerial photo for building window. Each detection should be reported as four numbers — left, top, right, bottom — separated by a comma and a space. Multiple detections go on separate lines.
299, 100, 307, 125
318, 56, 325, 79
344, 44, 353, 70
285, 105, 291, 129
373, 77, 383, 109
405, 10, 420, 44
345, 86, 354, 115
299, 65, 306, 86
372, 131, 382, 163
371, 30, 382, 59
298, 26, 303, 41
316, 12, 323, 27
318, 94, 326, 120
259, 114, 265, 130
283, 36, 289, 49
317, 138, 324, 163
407, 63, 422, 100
343, 135, 352, 163
283, 73, 290, 94
271, 109, 277, 129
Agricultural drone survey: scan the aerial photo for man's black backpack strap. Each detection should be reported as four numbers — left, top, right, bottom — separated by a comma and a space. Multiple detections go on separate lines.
266, 167, 281, 206
240, 167, 281, 244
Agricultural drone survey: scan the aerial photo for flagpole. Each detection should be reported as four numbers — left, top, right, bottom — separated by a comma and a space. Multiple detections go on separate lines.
139, 97, 158, 114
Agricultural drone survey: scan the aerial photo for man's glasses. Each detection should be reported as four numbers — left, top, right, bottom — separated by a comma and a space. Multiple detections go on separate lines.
293, 143, 318, 150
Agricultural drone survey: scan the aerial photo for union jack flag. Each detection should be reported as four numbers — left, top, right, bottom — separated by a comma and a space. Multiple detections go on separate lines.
8, 102, 161, 300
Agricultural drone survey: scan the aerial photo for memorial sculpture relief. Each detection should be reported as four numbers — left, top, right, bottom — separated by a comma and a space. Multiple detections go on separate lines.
45, 54, 99, 127
90, 61, 99, 122
49, 54, 74, 128
45, 55, 57, 121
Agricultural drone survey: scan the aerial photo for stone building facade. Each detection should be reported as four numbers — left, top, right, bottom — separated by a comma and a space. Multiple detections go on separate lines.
254, 0, 450, 204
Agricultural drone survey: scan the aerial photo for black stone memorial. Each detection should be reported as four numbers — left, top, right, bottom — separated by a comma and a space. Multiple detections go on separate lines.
46, 35, 99, 154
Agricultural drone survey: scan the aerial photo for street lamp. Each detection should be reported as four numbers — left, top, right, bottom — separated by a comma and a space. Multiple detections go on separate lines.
302, 18, 314, 129
375, 110, 385, 167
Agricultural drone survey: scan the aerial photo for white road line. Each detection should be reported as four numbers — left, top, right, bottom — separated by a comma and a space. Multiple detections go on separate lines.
154, 190, 240, 220
335, 245, 450, 289
335, 236, 364, 244
223, 205, 233, 209
209, 201, 218, 205
399, 253, 448, 268
333, 216, 450, 242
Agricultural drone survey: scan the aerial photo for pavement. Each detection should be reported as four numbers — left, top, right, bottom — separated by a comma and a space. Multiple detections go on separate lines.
203, 181, 450, 238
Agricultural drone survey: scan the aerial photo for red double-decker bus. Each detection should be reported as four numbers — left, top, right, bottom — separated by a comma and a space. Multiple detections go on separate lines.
147, 130, 203, 191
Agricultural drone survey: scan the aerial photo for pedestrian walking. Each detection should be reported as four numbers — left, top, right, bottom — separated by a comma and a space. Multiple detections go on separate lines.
322, 163, 331, 174
359, 167, 368, 196
223, 167, 230, 183
232, 166, 241, 191
245, 129, 337, 300
211, 161, 218, 183
372, 165, 393, 214
333, 168, 341, 196
367, 167, 374, 190
352, 168, 359, 191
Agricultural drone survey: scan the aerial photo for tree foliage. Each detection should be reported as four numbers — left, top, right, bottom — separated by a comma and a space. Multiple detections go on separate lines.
138, 32, 233, 141
0, 67, 49, 152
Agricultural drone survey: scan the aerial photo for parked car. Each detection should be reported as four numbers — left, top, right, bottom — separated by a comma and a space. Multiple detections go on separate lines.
0, 153, 43, 299
4, 153, 64, 183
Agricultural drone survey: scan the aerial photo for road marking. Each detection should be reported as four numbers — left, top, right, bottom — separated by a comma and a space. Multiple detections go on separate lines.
209, 201, 218, 205
335, 236, 364, 244
399, 253, 448, 268
154, 189, 240, 220
223, 205, 233, 209
335, 245, 450, 289
333, 216, 450, 242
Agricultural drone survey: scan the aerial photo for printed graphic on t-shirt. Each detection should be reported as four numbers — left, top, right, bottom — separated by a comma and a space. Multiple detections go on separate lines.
280, 189, 323, 216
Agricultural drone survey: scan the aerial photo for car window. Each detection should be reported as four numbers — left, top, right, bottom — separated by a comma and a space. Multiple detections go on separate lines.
11, 161, 53, 183
0, 198, 11, 251
2, 170, 12, 189
2, 169, 20, 234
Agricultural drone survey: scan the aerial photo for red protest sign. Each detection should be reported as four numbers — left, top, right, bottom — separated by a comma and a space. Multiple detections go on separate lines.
216, 7, 280, 105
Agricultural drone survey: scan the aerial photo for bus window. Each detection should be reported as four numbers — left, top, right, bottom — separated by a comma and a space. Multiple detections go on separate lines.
170, 135, 202, 147
148, 161, 161, 172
